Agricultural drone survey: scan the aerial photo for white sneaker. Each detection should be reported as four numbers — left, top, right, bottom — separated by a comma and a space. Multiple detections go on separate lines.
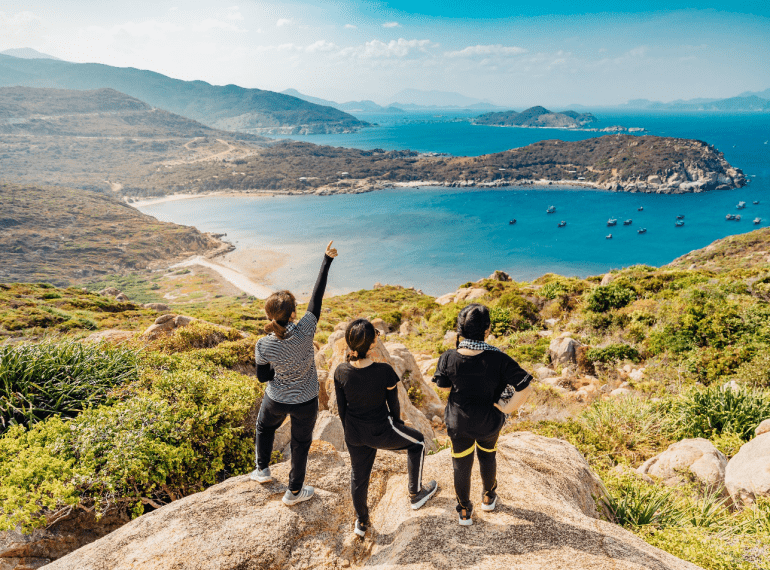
282, 485, 315, 506
249, 467, 273, 483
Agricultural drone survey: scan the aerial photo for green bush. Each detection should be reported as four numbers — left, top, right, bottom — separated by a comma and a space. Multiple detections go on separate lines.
585, 283, 635, 313
0, 341, 138, 432
495, 293, 540, 329
586, 344, 640, 364
539, 280, 568, 300
156, 321, 245, 352
375, 309, 402, 330
489, 306, 512, 336
602, 474, 681, 529
733, 352, 770, 388
0, 358, 261, 531
671, 385, 770, 441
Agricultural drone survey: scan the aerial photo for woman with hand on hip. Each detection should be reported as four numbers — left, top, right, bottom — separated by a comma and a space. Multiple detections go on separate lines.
334, 319, 438, 537
433, 303, 533, 526
250, 241, 337, 507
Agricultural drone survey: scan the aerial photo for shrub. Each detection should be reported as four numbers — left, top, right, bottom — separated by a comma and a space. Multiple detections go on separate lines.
156, 321, 244, 352
586, 344, 640, 364
540, 280, 568, 300
375, 309, 402, 330
733, 352, 770, 388
602, 474, 681, 529
489, 306, 512, 336
495, 293, 540, 329
585, 283, 635, 313
670, 385, 770, 441
407, 386, 424, 407
0, 341, 138, 432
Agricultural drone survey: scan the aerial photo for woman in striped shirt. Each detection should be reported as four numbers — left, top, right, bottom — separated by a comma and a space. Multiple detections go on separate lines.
250, 241, 337, 506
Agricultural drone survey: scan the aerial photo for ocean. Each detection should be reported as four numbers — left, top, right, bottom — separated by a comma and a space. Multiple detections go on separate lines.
137, 111, 770, 297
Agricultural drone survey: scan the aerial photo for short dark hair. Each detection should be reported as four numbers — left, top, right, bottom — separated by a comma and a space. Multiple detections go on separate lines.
456, 303, 490, 344
345, 318, 377, 361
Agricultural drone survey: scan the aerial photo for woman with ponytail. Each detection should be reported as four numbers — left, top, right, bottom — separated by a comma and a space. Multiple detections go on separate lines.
433, 303, 533, 526
249, 241, 337, 507
334, 319, 438, 537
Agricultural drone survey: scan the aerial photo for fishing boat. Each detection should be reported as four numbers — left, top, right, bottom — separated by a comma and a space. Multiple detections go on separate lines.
637, 206, 644, 211
754, 218, 762, 224
638, 228, 647, 234
558, 220, 566, 227
607, 218, 617, 226
509, 219, 517, 225
606, 234, 613, 239
737, 201, 746, 209
736, 215, 742, 221
547, 205, 556, 214
623, 219, 632, 225
676, 214, 685, 220
675, 220, 685, 227
754, 201, 760, 205
726, 214, 736, 220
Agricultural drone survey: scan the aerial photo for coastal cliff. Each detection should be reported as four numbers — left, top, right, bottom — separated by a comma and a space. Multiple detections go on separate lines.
123, 134, 746, 198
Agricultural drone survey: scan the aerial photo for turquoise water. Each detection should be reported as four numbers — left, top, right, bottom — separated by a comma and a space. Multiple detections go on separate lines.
139, 112, 770, 296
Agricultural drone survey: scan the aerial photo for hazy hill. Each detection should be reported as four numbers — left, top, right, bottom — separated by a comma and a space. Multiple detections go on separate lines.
623, 95, 770, 112
281, 88, 404, 114
473, 106, 597, 128
387, 88, 499, 108
0, 54, 368, 134
0, 48, 61, 60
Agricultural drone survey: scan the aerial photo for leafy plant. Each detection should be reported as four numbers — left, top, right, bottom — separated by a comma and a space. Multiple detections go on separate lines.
602, 474, 681, 529
670, 385, 770, 441
585, 283, 635, 313
586, 344, 640, 364
0, 341, 138, 432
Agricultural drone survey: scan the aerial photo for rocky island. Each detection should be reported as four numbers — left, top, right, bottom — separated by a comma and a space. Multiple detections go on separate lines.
473, 105, 597, 128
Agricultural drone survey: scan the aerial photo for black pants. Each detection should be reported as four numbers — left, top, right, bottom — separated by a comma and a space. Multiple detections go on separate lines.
346, 418, 426, 523
449, 430, 500, 512
255, 394, 318, 493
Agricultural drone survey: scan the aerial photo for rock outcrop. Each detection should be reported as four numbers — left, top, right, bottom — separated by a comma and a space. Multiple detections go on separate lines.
141, 314, 246, 341
637, 438, 727, 489
725, 432, 770, 505
756, 419, 770, 437
435, 287, 488, 306
549, 335, 581, 366
45, 433, 701, 570
384, 342, 445, 419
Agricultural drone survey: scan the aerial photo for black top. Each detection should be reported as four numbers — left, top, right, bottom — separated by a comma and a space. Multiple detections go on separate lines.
256, 253, 333, 383
433, 349, 532, 439
334, 362, 402, 428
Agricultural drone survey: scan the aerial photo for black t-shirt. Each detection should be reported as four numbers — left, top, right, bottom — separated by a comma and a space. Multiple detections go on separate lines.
433, 349, 532, 438
333, 362, 400, 426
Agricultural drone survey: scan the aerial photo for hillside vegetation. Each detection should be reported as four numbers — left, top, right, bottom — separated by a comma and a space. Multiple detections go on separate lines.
0, 55, 368, 134
122, 135, 745, 196
0, 183, 226, 285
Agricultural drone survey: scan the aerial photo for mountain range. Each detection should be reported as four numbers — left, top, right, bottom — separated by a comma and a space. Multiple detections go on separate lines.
0, 53, 367, 134
621, 95, 770, 112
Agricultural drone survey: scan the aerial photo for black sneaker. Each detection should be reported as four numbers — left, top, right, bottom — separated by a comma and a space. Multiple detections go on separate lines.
458, 503, 473, 526
354, 519, 369, 538
481, 491, 498, 512
410, 480, 438, 510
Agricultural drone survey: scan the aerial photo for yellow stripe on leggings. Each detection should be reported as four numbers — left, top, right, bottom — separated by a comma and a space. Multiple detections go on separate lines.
476, 441, 498, 453
451, 444, 475, 458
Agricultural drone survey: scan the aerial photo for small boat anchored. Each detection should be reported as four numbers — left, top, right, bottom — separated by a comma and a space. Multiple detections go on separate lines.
754, 201, 760, 205
638, 228, 647, 234
623, 219, 632, 225
606, 234, 613, 239
676, 214, 685, 220
607, 218, 617, 226
509, 219, 517, 225
726, 214, 737, 221
675, 220, 684, 227
547, 205, 556, 214
754, 217, 762, 225
558, 220, 567, 228
736, 214, 742, 221
737, 201, 747, 209
637, 206, 644, 211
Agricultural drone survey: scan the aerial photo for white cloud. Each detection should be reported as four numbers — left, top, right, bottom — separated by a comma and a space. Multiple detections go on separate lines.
382, 22, 400, 28
345, 24, 357, 29
193, 18, 246, 33
306, 40, 337, 53
627, 46, 648, 58
0, 10, 45, 47
276, 18, 293, 28
226, 6, 244, 21
338, 38, 435, 59
445, 44, 527, 58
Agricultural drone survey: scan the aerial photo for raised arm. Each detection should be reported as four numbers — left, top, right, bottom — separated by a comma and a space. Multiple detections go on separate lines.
307, 241, 338, 320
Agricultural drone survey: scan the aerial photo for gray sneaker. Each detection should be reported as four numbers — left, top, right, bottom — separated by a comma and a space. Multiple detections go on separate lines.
282, 485, 315, 506
249, 467, 273, 483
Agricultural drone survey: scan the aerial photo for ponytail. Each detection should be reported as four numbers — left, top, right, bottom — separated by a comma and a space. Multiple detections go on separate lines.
265, 319, 288, 340
345, 319, 377, 362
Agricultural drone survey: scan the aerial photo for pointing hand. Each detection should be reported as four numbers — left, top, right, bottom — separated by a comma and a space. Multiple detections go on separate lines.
325, 240, 338, 258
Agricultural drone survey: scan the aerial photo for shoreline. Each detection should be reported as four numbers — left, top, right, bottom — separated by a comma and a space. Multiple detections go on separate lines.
170, 255, 275, 299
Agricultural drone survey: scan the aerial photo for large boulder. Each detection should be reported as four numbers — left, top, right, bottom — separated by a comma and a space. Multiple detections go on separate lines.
384, 342, 445, 419
46, 434, 701, 570
725, 432, 770, 505
548, 335, 581, 366
637, 438, 727, 488
313, 411, 347, 452
488, 270, 512, 282
327, 337, 437, 451
756, 419, 770, 437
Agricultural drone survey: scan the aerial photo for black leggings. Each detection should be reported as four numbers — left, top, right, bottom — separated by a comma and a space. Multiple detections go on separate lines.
449, 431, 500, 511
255, 394, 318, 493
346, 418, 426, 523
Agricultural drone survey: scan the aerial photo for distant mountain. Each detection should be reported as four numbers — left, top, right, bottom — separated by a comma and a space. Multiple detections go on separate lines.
738, 88, 770, 99
0, 55, 368, 134
0, 48, 61, 60
622, 94, 770, 112
387, 88, 496, 108
473, 106, 597, 128
281, 89, 404, 114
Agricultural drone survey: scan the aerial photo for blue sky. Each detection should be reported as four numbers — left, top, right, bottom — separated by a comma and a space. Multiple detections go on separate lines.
1, 0, 768, 106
